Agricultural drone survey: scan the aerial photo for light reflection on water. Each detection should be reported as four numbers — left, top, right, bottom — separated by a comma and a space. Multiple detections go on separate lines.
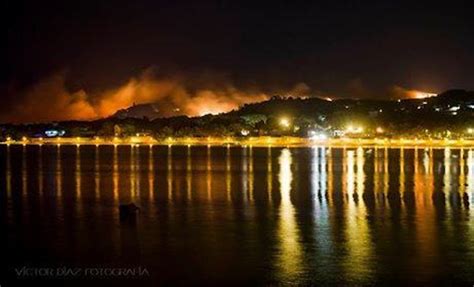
1, 145, 474, 285
276, 148, 302, 283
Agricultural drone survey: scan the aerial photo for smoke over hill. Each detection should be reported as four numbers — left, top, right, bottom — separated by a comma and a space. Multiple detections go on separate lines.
1, 69, 441, 124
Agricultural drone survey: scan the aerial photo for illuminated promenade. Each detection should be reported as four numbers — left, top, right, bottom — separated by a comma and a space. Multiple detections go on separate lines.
2, 136, 474, 148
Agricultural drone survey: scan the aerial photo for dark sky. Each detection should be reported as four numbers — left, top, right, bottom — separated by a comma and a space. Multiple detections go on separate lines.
4, 0, 474, 119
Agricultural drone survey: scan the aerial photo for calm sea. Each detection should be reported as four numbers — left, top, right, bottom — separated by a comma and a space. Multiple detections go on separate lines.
1, 144, 474, 286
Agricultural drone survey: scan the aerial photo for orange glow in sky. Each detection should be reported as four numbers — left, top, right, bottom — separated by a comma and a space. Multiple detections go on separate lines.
407, 90, 437, 99
412, 91, 437, 99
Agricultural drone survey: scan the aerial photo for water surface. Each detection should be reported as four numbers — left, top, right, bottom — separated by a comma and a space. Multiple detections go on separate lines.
1, 145, 474, 285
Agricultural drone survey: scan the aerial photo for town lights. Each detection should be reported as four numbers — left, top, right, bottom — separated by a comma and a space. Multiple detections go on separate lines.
468, 128, 474, 134
241, 129, 250, 136
346, 125, 363, 134
376, 127, 384, 134
309, 131, 328, 141
279, 117, 291, 128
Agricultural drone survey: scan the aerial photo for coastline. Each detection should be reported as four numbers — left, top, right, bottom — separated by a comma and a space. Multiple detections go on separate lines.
2, 136, 474, 148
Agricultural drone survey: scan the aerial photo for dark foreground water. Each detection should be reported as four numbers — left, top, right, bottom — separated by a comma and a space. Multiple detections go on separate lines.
1, 144, 474, 286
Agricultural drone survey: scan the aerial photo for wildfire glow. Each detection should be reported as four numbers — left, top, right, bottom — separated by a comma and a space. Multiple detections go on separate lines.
391, 86, 438, 100
2, 71, 269, 123
412, 91, 437, 99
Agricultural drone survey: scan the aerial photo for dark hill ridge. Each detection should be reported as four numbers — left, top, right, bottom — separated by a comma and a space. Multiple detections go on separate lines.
232, 96, 332, 116
109, 89, 474, 120
227, 89, 474, 118
433, 89, 474, 104
232, 96, 393, 117
113, 103, 168, 120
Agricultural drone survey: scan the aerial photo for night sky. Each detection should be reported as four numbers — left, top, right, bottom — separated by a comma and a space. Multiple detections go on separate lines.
4, 0, 474, 122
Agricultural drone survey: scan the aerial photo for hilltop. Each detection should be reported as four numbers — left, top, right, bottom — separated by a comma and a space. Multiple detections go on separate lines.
1, 89, 473, 140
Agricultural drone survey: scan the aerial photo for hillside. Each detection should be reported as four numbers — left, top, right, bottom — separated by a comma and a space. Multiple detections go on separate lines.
1, 89, 473, 140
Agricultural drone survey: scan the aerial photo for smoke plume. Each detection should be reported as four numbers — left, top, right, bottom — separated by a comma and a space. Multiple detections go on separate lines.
1, 71, 437, 123
2, 71, 269, 123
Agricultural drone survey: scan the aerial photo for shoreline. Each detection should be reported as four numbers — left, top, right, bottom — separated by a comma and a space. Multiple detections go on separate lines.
1, 136, 474, 148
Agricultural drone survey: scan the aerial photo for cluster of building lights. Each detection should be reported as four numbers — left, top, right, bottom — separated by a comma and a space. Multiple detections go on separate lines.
346, 125, 364, 134
240, 129, 250, 136
279, 117, 291, 128
308, 130, 328, 141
